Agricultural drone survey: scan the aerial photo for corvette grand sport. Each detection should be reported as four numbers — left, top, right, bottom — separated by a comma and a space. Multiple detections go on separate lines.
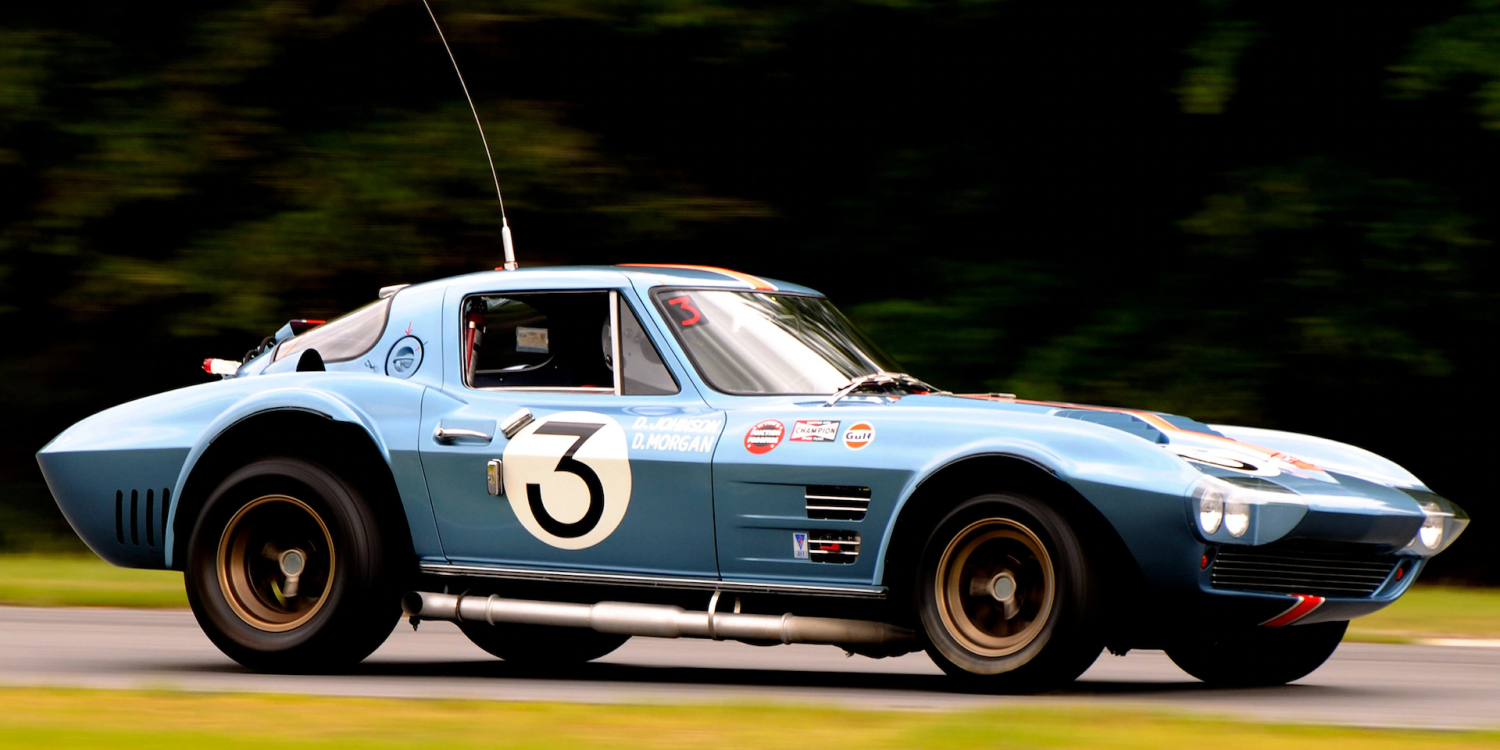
37, 264, 1468, 691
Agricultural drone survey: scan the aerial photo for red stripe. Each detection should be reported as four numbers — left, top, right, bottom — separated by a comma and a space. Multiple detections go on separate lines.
1260, 594, 1326, 627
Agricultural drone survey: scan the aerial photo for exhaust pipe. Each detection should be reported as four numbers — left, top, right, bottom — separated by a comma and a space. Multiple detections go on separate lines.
403, 591, 915, 647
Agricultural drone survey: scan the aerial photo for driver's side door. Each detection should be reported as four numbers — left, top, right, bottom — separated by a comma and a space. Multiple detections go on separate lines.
419, 286, 724, 578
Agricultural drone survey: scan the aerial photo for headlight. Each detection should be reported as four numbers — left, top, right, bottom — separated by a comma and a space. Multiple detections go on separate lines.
1225, 501, 1251, 537
1197, 484, 1225, 534
1189, 476, 1304, 543
1418, 509, 1443, 550
1405, 496, 1469, 556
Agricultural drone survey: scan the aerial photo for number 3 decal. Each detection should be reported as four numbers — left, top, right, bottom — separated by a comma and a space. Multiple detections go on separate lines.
503, 412, 632, 549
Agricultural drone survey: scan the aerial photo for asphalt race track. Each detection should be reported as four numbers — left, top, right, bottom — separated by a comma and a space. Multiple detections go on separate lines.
2, 606, 1495, 729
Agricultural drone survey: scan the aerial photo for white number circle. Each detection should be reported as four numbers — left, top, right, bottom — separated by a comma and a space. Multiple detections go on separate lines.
502, 411, 632, 549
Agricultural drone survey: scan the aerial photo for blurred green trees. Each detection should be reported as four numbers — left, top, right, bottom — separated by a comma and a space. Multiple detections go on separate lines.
2, 0, 1496, 579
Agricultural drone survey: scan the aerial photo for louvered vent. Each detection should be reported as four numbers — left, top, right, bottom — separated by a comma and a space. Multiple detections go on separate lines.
1210, 542, 1398, 599
116, 487, 171, 549
805, 486, 870, 521
808, 531, 860, 563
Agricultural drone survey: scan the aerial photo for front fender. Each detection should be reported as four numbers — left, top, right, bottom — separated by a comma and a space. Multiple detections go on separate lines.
865, 406, 1207, 588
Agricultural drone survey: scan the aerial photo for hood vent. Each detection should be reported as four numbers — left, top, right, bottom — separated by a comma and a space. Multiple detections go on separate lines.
806, 486, 870, 521
1053, 409, 1167, 444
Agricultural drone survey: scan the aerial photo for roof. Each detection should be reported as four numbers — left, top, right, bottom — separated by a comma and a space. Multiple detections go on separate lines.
426, 264, 822, 296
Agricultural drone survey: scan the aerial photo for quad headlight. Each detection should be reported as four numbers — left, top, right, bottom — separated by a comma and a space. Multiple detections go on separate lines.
1197, 485, 1224, 534
1224, 500, 1251, 538
1190, 476, 1301, 541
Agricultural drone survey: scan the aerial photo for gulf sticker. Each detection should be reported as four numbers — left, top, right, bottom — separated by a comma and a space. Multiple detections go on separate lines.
843, 422, 876, 450
744, 419, 785, 454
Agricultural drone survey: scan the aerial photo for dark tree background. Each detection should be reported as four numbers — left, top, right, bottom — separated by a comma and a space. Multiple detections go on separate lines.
2, 0, 1495, 581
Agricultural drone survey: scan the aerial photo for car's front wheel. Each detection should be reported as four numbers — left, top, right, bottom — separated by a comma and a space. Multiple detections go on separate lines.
1165, 620, 1347, 686
916, 493, 1104, 692
185, 457, 401, 672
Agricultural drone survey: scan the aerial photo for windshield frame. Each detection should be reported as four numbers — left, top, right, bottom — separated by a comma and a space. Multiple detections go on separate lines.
649, 286, 900, 397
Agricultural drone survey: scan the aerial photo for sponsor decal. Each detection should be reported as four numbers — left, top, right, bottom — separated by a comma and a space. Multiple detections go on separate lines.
793, 532, 809, 559
842, 422, 876, 450
744, 419, 785, 454
789, 419, 840, 443
502, 412, 632, 550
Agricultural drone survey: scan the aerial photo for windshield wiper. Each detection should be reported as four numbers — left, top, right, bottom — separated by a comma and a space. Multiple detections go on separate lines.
825, 372, 947, 407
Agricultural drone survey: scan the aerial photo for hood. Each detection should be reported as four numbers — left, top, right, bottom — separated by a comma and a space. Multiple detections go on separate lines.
948, 394, 1425, 491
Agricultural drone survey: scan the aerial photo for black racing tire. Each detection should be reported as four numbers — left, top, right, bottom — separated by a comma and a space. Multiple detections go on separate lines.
458, 622, 630, 665
916, 493, 1103, 693
184, 457, 402, 673
1165, 620, 1347, 687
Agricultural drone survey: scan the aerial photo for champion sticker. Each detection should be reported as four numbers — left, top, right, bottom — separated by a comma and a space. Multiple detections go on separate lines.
843, 422, 876, 450
789, 419, 840, 442
744, 419, 785, 454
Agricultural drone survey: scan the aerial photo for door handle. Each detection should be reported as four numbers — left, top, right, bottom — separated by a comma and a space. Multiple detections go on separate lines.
433, 426, 493, 444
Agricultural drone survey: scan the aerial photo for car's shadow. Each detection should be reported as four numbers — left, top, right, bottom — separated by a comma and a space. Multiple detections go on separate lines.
182, 657, 1358, 698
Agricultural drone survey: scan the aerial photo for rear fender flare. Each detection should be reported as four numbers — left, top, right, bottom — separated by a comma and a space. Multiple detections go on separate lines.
163, 388, 389, 567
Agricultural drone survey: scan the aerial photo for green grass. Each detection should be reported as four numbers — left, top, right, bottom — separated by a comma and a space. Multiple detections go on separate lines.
0, 554, 186, 608
0, 688, 1495, 750
1347, 585, 1500, 643
2, 554, 1497, 645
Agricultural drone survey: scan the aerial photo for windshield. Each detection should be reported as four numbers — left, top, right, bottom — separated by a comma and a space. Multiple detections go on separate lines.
653, 289, 902, 395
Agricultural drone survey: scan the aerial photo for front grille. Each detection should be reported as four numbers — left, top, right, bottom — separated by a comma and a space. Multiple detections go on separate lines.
1210, 542, 1398, 598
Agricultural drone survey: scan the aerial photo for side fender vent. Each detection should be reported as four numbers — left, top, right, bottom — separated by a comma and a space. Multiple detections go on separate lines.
808, 531, 860, 563
115, 487, 172, 549
806, 486, 870, 521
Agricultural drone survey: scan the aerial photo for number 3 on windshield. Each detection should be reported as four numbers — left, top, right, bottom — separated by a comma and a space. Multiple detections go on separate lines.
667, 296, 702, 326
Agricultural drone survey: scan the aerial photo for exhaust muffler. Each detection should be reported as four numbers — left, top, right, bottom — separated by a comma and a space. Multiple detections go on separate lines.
403, 590, 914, 647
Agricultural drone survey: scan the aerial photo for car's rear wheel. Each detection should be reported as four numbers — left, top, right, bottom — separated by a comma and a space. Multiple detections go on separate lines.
459, 622, 630, 666
916, 493, 1103, 692
185, 457, 401, 672
1165, 620, 1347, 686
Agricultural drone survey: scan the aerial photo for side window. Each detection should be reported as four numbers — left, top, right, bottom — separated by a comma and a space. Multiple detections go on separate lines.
618, 298, 679, 395
464, 292, 614, 390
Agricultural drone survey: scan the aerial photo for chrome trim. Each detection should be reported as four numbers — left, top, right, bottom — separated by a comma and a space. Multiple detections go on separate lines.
485, 458, 503, 496
418, 562, 887, 599
433, 426, 493, 443
610, 290, 623, 396
499, 408, 534, 439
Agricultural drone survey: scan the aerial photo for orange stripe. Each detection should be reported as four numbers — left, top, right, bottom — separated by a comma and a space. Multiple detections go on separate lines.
1260, 594, 1326, 627
957, 394, 1324, 472
620, 264, 777, 291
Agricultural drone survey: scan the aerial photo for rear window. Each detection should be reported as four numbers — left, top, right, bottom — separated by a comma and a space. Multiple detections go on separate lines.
275, 298, 392, 363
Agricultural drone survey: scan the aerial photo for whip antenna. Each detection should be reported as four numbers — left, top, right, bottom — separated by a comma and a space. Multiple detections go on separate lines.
419, 0, 517, 270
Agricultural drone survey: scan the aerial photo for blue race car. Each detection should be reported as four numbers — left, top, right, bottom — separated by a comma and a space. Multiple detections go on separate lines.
37, 264, 1468, 690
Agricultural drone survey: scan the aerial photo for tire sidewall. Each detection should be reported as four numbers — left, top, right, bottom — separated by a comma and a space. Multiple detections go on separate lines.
916, 493, 1100, 683
185, 457, 393, 669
